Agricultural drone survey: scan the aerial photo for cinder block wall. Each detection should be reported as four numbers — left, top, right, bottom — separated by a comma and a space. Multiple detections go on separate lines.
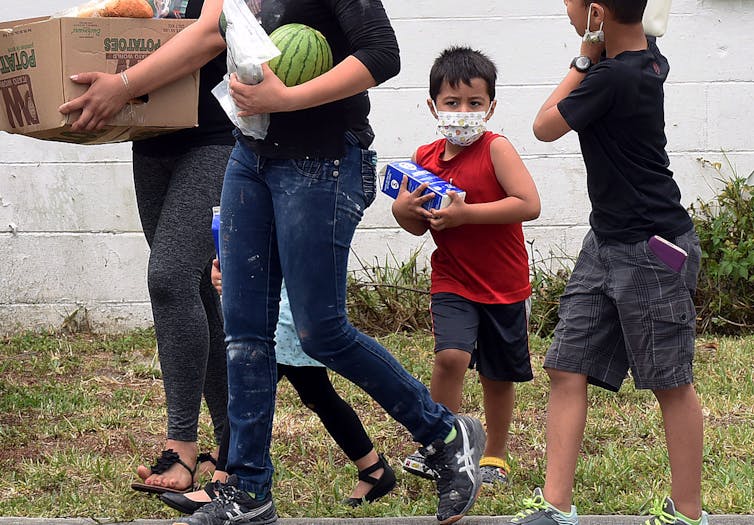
1, 0, 752, 333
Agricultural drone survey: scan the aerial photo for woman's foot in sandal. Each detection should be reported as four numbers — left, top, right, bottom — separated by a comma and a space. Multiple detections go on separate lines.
132, 440, 198, 494
160, 470, 228, 514
344, 452, 396, 507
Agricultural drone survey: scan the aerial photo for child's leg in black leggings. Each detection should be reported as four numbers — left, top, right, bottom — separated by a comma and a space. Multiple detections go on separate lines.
215, 365, 372, 469
217, 364, 374, 472
279, 364, 373, 461
198, 365, 383, 503
281, 364, 391, 500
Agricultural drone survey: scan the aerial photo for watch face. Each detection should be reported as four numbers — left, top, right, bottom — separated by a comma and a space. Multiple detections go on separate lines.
575, 56, 591, 71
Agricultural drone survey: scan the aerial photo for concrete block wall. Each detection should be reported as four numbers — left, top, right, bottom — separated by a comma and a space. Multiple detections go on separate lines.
1, 0, 752, 333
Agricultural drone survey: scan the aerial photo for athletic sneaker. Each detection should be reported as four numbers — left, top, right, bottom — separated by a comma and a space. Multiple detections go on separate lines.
422, 414, 486, 524
644, 497, 709, 525
508, 488, 578, 525
480, 457, 510, 485
403, 450, 438, 480
173, 475, 277, 525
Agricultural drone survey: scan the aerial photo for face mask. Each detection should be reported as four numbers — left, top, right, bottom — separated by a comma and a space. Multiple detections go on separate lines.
435, 106, 490, 146
583, 3, 604, 43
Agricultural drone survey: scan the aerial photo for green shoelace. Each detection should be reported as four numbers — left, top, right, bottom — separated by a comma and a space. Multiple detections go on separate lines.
512, 493, 549, 521
644, 501, 679, 525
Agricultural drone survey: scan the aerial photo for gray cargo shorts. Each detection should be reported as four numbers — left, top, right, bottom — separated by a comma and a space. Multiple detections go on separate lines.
544, 228, 702, 391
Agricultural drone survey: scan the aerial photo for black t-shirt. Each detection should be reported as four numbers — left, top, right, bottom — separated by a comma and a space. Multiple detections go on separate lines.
557, 38, 692, 242
133, 0, 235, 156
244, 0, 400, 158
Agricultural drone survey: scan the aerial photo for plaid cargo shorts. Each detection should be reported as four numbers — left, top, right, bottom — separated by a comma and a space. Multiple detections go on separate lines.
544, 228, 702, 391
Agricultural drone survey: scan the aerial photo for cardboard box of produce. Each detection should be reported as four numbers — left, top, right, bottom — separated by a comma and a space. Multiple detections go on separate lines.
0, 16, 198, 144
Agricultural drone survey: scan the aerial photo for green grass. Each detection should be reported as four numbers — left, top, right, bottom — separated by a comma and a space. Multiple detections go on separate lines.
1, 329, 752, 519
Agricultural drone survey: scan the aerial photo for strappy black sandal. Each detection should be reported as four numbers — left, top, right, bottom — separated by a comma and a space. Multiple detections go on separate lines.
160, 479, 223, 514
196, 452, 217, 478
197, 452, 217, 470
343, 453, 397, 507
131, 449, 198, 495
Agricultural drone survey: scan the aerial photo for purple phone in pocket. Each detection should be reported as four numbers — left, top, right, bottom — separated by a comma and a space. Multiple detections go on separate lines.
648, 235, 688, 272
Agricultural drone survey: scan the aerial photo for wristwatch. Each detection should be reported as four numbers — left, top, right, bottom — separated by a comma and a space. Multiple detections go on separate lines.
570, 55, 593, 73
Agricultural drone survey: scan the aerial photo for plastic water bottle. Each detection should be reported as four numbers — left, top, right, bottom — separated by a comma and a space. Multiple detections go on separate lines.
643, 0, 672, 37
211, 206, 221, 264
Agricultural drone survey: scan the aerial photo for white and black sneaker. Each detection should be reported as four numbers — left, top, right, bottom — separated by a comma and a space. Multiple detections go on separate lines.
173, 475, 277, 525
403, 450, 439, 480
422, 415, 486, 524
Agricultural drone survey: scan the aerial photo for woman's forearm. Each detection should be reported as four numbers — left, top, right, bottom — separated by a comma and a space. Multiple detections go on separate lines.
125, 3, 226, 97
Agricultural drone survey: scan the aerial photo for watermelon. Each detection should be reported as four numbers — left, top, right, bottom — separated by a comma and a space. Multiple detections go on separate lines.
219, 11, 227, 40
267, 24, 333, 87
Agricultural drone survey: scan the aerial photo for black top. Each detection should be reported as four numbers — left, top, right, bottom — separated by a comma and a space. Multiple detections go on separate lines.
557, 38, 692, 242
133, 0, 235, 156
244, 0, 400, 158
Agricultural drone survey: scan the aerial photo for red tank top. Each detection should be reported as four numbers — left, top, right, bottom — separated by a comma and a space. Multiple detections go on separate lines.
415, 132, 531, 304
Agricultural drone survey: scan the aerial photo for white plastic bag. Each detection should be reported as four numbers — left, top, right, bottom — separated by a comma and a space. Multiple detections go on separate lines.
211, 0, 280, 139
643, 0, 672, 37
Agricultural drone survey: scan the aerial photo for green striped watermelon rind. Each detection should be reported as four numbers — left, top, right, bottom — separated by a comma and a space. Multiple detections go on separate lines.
268, 23, 334, 87
219, 12, 227, 40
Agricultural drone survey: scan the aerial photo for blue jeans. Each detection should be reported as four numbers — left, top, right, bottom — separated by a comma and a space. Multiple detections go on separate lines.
219, 134, 454, 496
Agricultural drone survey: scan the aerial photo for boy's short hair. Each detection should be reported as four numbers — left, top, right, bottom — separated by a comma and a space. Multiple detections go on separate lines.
429, 46, 496, 102
583, 0, 648, 24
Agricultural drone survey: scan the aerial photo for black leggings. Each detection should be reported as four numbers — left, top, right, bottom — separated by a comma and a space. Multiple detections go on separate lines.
216, 364, 373, 470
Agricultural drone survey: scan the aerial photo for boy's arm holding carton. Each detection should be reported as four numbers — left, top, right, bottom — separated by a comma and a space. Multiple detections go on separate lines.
390, 160, 435, 236
427, 137, 540, 231
391, 140, 540, 234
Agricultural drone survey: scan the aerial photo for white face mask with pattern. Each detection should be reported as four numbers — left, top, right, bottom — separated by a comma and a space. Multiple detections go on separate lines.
434, 104, 492, 146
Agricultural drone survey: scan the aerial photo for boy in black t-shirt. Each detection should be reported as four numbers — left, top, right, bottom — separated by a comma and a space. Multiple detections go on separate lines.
508, 2, 708, 525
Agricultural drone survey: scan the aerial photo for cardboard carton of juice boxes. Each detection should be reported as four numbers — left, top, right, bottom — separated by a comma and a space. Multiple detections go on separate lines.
0, 2, 199, 144
381, 160, 465, 210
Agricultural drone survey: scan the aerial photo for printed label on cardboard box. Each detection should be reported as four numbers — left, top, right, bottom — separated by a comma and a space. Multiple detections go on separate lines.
0, 74, 39, 128
0, 16, 198, 145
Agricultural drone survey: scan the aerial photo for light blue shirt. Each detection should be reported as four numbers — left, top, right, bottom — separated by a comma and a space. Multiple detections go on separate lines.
275, 282, 322, 368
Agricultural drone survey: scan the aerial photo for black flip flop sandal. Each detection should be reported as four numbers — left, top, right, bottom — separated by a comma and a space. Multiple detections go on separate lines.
131, 449, 198, 495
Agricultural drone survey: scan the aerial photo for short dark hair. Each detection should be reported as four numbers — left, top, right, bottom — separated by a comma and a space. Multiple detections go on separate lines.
429, 46, 497, 102
583, 0, 648, 24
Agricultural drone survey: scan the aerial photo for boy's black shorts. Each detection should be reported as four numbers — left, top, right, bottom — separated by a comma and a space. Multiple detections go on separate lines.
430, 292, 534, 382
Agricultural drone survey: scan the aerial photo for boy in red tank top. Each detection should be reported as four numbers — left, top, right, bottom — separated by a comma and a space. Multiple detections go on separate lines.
392, 46, 541, 489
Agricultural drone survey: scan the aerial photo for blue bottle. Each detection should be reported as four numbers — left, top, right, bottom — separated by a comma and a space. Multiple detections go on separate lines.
211, 206, 221, 264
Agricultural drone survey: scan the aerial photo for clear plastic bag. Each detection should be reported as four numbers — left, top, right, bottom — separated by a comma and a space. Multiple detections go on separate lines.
211, 0, 280, 139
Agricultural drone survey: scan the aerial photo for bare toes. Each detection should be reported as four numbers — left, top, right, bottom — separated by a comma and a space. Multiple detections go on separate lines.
136, 465, 151, 481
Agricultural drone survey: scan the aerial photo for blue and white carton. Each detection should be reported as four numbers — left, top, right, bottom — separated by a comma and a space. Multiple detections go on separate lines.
381, 161, 465, 210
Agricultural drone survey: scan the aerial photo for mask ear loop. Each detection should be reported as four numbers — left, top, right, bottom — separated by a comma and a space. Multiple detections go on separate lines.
583, 3, 604, 43
483, 100, 496, 122
430, 100, 444, 119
